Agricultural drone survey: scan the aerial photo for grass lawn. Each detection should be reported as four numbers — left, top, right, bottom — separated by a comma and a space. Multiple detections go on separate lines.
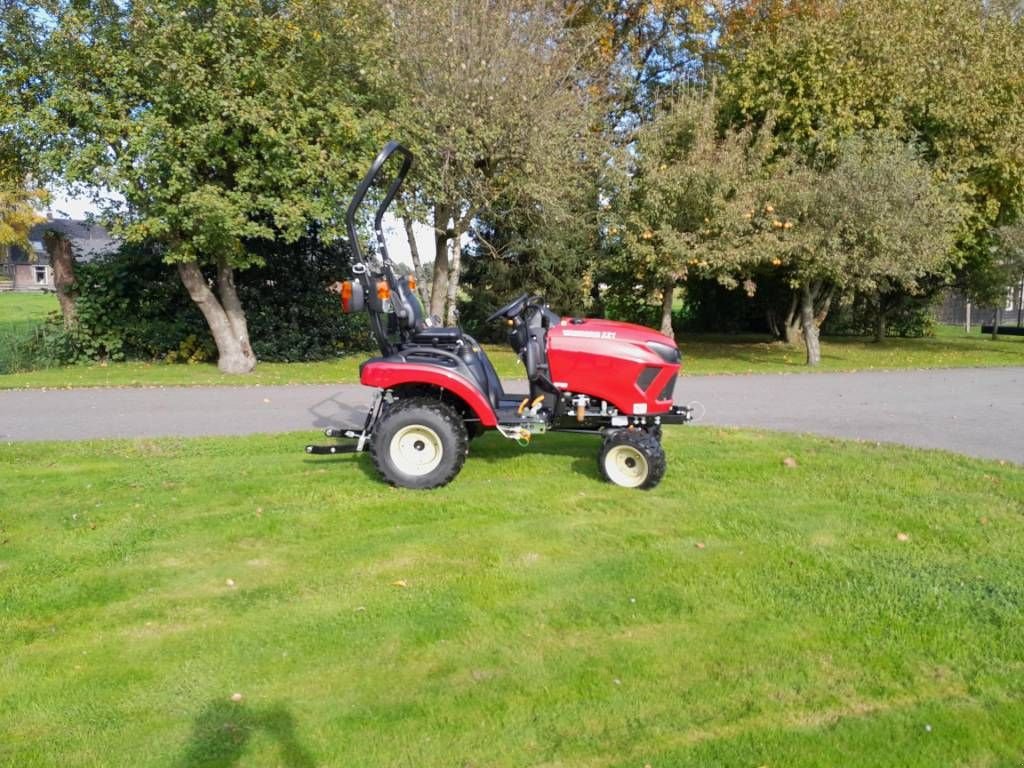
0, 291, 59, 324
1, 289, 1021, 388
0, 292, 60, 375
2, 428, 1023, 767
678, 324, 1024, 375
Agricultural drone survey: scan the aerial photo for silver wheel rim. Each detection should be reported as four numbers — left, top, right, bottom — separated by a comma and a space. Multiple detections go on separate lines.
604, 443, 649, 488
389, 425, 444, 476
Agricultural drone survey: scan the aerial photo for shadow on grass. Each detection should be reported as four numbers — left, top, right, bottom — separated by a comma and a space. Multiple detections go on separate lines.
468, 431, 604, 482
302, 431, 604, 485
177, 699, 314, 768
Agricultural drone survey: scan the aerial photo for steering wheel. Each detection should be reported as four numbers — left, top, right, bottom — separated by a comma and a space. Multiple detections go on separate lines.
485, 293, 530, 323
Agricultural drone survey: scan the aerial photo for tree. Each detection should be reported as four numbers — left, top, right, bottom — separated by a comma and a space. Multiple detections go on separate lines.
459, 189, 602, 337
0, 185, 45, 253
719, 0, 1024, 318
569, 0, 713, 126
10, 0, 388, 373
384, 0, 602, 324
617, 89, 776, 336
769, 135, 964, 364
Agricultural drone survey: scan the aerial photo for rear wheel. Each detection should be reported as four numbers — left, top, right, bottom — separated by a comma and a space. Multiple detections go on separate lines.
598, 429, 666, 490
370, 398, 468, 489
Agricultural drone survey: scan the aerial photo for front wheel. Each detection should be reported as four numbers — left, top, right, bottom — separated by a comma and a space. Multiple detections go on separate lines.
598, 429, 666, 490
370, 398, 468, 489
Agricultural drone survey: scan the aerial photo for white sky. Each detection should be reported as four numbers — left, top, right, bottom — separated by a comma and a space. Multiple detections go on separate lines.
49, 189, 433, 268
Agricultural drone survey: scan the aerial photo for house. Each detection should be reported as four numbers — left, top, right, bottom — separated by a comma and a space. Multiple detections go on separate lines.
0, 219, 117, 292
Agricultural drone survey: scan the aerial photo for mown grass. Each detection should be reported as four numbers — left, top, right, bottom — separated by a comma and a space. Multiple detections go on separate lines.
0, 292, 59, 375
0, 291, 58, 324
1, 290, 1021, 388
679, 324, 1024, 375
2, 428, 1023, 767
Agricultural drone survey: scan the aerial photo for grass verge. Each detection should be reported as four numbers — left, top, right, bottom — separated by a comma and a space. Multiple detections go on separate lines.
2, 328, 1022, 389
2, 428, 1022, 767
1, 288, 1021, 388
679, 324, 1024, 374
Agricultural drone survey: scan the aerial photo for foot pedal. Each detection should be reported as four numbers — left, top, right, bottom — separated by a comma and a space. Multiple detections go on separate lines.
305, 444, 360, 455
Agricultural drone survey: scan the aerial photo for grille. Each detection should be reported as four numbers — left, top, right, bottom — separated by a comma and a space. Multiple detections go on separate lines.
636, 366, 660, 392
657, 375, 676, 401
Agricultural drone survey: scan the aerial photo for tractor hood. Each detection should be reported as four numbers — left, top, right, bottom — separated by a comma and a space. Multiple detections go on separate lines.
546, 317, 682, 415
549, 317, 679, 360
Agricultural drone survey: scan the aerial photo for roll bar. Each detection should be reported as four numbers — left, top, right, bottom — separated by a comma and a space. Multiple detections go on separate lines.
345, 140, 414, 269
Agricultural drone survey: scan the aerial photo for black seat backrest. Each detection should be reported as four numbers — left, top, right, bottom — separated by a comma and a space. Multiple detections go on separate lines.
458, 335, 505, 408
410, 326, 462, 345
392, 277, 425, 332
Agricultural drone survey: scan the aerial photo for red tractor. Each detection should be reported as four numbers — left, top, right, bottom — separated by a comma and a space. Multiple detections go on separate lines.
307, 142, 692, 489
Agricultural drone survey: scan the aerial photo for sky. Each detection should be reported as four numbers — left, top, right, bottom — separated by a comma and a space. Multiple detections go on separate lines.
47, 189, 433, 268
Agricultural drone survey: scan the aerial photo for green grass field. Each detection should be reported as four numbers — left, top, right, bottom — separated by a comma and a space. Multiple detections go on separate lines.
1, 292, 1021, 388
0, 291, 58, 323
2, 428, 1023, 767
0, 291, 60, 375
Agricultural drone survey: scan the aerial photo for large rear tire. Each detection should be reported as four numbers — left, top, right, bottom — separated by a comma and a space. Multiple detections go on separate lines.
370, 398, 468, 489
598, 429, 666, 490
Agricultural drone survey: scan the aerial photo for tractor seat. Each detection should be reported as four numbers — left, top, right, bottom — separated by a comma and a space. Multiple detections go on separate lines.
409, 326, 463, 345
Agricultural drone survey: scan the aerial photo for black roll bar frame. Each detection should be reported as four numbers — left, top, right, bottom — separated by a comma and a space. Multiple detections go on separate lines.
343, 140, 416, 356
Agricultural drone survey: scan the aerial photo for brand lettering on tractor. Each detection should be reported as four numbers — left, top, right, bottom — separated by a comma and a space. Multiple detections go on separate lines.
563, 330, 616, 339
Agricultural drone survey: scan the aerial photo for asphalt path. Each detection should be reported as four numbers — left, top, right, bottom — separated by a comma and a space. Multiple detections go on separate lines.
1, 367, 1022, 463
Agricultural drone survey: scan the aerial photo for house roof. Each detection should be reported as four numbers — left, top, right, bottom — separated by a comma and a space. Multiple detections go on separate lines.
28, 219, 118, 262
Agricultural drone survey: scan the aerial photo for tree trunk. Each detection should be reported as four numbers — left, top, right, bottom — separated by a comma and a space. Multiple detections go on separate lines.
402, 215, 430, 307
659, 279, 675, 337
177, 261, 256, 374
429, 203, 451, 320
991, 307, 1001, 340
782, 293, 801, 345
766, 308, 781, 340
813, 286, 834, 327
874, 310, 887, 343
445, 229, 463, 327
800, 282, 822, 367
44, 233, 77, 329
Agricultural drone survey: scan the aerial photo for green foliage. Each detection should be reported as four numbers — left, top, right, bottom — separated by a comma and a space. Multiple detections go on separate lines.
771, 134, 965, 294
11, 238, 373, 370
615, 89, 779, 292
964, 225, 1024, 308
0, 293, 59, 374
677, 276, 771, 334
459, 209, 601, 340
719, 0, 1024, 285
386, 0, 607, 320
822, 294, 938, 338
11, 0, 390, 266
0, 186, 46, 250
238, 237, 375, 361
16, 245, 210, 366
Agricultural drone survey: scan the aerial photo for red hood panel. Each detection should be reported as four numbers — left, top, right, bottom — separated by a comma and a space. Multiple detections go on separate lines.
553, 318, 675, 346
546, 317, 680, 414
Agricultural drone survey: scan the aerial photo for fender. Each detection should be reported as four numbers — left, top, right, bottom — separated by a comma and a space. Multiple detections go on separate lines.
360, 360, 498, 427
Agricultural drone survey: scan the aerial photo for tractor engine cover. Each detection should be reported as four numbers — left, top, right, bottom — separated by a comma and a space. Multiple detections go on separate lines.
546, 318, 681, 416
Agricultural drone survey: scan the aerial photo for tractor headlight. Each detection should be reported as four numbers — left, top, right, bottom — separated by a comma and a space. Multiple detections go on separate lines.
646, 341, 681, 364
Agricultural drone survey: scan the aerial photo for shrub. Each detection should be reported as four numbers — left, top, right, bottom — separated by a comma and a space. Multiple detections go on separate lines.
822, 293, 938, 338
14, 235, 374, 369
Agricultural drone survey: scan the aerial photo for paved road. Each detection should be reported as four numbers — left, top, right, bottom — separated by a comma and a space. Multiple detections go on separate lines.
2, 367, 1022, 463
